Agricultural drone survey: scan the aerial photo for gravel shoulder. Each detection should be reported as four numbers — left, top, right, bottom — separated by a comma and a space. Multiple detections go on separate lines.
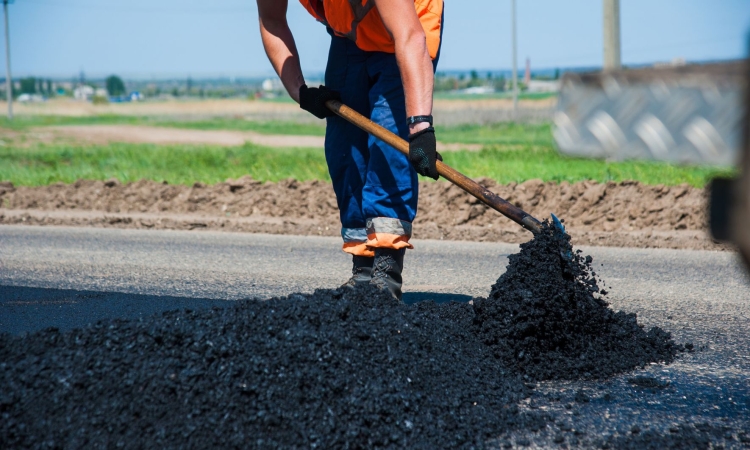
0, 177, 727, 251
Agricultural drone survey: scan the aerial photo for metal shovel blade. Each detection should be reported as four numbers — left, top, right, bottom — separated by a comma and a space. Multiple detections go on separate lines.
551, 213, 566, 234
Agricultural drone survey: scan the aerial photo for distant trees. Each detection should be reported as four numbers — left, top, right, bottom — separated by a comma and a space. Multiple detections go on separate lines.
20, 77, 37, 94
434, 71, 506, 92
466, 70, 485, 88
18, 77, 55, 96
106, 75, 126, 96
493, 75, 506, 91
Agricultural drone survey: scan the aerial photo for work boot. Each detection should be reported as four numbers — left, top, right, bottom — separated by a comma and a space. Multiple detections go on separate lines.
341, 255, 374, 288
369, 248, 405, 301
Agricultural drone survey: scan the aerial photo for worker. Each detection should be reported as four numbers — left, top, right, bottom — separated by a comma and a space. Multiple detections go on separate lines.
256, 0, 444, 300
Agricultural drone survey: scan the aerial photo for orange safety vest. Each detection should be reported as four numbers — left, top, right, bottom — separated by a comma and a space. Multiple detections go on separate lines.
299, 0, 443, 60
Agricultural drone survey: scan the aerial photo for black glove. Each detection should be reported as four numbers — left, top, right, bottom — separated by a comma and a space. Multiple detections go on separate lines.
299, 84, 340, 119
408, 127, 442, 180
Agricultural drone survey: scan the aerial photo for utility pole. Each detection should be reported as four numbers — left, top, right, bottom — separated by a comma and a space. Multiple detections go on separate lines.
603, 0, 621, 70
3, 0, 13, 120
511, 0, 518, 118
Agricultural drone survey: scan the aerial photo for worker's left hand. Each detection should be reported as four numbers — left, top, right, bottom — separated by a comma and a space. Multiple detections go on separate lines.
408, 127, 442, 180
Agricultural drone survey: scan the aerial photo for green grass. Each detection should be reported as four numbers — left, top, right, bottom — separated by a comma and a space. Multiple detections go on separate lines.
447, 146, 733, 187
438, 122, 553, 146
0, 115, 551, 143
256, 96, 298, 104
0, 115, 327, 136
434, 91, 557, 101
0, 140, 732, 188
156, 118, 326, 136
0, 143, 331, 186
0, 114, 731, 188
0, 115, 147, 130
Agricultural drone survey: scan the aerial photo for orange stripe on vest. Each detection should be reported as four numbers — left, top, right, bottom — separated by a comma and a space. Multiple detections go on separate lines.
299, 0, 443, 60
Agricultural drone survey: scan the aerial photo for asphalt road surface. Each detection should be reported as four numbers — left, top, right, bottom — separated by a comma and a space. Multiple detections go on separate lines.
1, 225, 749, 446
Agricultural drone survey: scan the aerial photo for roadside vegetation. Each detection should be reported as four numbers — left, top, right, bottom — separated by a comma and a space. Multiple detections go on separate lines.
0, 143, 329, 186
0, 115, 327, 137
433, 91, 556, 101
0, 112, 733, 188
0, 139, 731, 188
0, 115, 552, 142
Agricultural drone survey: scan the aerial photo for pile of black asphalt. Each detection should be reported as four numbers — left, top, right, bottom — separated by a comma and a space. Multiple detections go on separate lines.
473, 223, 684, 381
0, 223, 689, 449
1, 287, 546, 449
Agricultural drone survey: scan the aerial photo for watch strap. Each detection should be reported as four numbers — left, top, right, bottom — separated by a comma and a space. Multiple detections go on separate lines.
407, 115, 433, 126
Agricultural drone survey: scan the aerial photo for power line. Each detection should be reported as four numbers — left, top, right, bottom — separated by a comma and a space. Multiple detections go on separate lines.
3, 0, 12, 120
511, 0, 518, 117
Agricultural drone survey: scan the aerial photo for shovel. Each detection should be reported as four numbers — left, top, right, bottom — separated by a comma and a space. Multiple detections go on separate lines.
325, 99, 566, 236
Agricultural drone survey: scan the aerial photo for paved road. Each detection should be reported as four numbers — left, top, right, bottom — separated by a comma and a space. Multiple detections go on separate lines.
1, 225, 748, 333
1, 225, 749, 445
2, 225, 747, 300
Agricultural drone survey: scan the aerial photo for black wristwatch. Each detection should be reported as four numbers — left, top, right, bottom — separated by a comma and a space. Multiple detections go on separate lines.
407, 115, 433, 126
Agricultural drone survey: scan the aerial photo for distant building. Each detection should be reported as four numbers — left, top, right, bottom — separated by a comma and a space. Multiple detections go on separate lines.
653, 57, 687, 68
73, 85, 94, 101
262, 78, 283, 92
17, 93, 45, 103
461, 86, 495, 95
527, 80, 560, 93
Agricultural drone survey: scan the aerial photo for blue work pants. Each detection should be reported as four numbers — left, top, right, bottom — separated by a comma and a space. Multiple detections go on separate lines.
324, 34, 440, 256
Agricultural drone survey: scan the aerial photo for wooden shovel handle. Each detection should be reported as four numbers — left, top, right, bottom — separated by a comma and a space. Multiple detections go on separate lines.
325, 99, 542, 234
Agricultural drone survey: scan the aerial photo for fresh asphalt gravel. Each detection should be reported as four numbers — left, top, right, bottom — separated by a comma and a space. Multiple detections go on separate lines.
1, 225, 749, 447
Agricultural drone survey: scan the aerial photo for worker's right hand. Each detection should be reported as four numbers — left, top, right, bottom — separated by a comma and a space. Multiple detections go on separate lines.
408, 127, 442, 180
299, 84, 340, 119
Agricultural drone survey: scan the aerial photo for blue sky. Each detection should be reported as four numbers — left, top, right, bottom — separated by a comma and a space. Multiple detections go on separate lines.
7, 0, 750, 78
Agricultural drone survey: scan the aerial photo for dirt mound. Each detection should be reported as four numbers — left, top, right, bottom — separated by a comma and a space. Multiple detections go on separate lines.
0, 177, 340, 221
0, 177, 719, 250
0, 286, 546, 449
473, 222, 682, 380
420, 178, 707, 232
